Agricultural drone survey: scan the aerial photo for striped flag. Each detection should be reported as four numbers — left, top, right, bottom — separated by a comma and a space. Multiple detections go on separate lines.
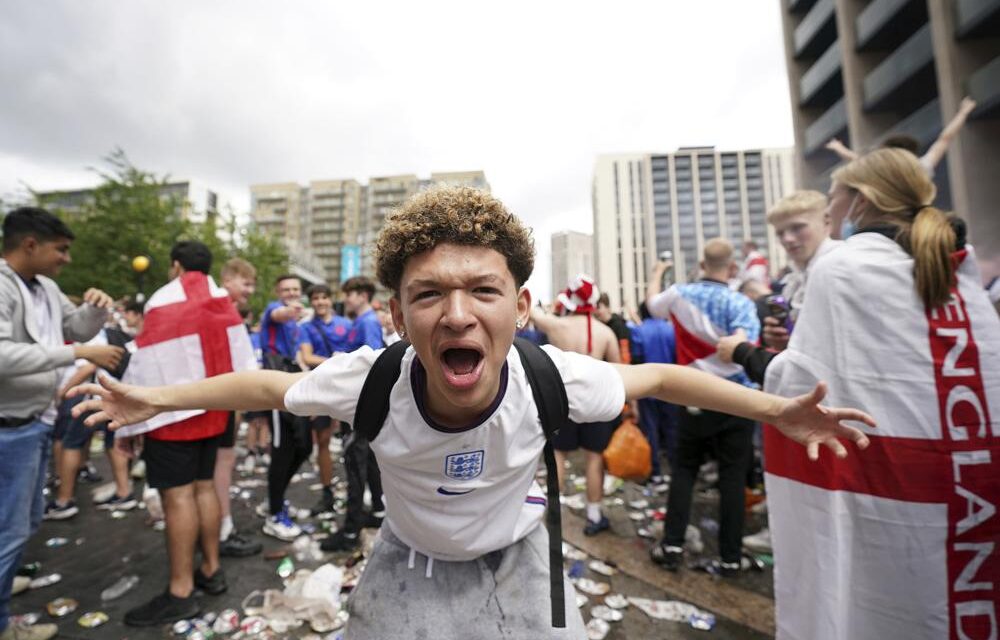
763, 235, 1000, 639
118, 271, 256, 439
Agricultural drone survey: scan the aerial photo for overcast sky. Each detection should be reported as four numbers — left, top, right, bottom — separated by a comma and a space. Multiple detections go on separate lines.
0, 1, 794, 301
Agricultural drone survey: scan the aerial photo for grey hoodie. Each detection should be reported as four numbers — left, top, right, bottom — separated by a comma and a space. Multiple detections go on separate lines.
0, 258, 106, 419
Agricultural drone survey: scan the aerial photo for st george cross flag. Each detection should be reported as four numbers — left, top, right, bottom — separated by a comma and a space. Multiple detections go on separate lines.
648, 284, 755, 381
763, 234, 1000, 640
118, 271, 257, 439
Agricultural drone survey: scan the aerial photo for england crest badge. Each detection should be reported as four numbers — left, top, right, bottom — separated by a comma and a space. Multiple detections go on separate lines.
444, 450, 484, 480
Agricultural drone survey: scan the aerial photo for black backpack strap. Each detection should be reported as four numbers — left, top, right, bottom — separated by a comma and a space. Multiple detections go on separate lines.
513, 337, 569, 628
352, 341, 409, 441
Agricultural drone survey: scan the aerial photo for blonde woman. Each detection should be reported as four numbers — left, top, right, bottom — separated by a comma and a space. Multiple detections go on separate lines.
763, 148, 1000, 640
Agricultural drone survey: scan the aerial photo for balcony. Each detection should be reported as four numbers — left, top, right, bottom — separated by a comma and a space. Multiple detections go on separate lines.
956, 0, 1000, 38
794, 0, 837, 59
967, 54, 1000, 117
885, 99, 942, 149
804, 97, 848, 155
800, 40, 843, 108
863, 23, 934, 111
855, 0, 928, 51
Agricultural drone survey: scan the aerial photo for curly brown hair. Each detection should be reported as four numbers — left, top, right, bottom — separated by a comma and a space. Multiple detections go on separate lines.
375, 186, 535, 294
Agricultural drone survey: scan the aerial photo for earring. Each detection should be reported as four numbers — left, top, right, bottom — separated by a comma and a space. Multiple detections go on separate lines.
398, 329, 406, 338
515, 319, 524, 330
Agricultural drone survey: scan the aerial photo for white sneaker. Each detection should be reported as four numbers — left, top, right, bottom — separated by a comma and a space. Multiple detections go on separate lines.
743, 527, 772, 553
262, 512, 302, 541
130, 459, 146, 479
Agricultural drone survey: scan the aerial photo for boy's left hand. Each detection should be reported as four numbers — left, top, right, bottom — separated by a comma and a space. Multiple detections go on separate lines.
773, 382, 875, 460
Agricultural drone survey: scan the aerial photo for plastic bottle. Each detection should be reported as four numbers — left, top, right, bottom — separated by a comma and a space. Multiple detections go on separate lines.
101, 575, 139, 601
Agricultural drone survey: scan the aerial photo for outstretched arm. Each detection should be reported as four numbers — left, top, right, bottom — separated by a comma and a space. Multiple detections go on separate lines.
923, 97, 977, 170
825, 138, 858, 162
614, 363, 874, 460
67, 369, 303, 430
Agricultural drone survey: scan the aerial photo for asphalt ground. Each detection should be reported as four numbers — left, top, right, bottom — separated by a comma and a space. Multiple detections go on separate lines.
12, 437, 774, 639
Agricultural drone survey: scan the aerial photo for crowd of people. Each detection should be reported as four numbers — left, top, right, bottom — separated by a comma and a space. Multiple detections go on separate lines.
1, 136, 997, 640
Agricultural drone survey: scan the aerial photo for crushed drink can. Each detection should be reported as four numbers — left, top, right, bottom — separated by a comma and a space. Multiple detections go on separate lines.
101, 574, 139, 601
77, 611, 109, 628
29, 573, 61, 589
202, 611, 217, 624
277, 556, 294, 578
567, 560, 586, 578
110, 510, 128, 519
213, 609, 240, 634
17, 562, 41, 577
172, 619, 192, 635
11, 613, 40, 626
689, 611, 716, 631
46, 597, 78, 617
241, 615, 267, 634
45, 537, 68, 548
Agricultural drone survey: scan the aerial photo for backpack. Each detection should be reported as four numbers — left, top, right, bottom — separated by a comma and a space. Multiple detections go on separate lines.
353, 337, 570, 628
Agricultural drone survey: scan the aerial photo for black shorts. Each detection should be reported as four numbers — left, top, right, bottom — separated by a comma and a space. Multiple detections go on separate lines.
143, 435, 221, 490
552, 415, 622, 454
311, 416, 334, 431
218, 412, 236, 448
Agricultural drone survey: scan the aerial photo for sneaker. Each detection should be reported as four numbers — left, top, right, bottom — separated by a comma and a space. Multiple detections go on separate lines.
220, 531, 262, 557
742, 527, 772, 554
583, 516, 610, 536
320, 530, 359, 552
262, 510, 302, 541
43, 500, 78, 520
78, 462, 103, 484
308, 492, 335, 517
124, 591, 200, 626
11, 575, 30, 595
719, 560, 742, 577
0, 621, 58, 640
193, 567, 227, 595
650, 544, 684, 572
95, 492, 138, 511
130, 459, 146, 479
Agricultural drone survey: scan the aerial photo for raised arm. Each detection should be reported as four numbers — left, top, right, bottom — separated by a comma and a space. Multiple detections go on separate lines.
614, 362, 874, 460
67, 369, 303, 430
825, 138, 858, 162
923, 97, 977, 170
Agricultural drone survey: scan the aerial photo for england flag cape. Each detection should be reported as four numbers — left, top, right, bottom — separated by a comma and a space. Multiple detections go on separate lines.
763, 233, 1000, 640
118, 271, 257, 438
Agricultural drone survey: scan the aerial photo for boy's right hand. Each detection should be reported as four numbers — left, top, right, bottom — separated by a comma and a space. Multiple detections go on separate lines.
76, 344, 125, 370
68, 375, 159, 430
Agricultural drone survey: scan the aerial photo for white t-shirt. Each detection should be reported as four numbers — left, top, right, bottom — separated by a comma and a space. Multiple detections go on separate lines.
285, 343, 625, 561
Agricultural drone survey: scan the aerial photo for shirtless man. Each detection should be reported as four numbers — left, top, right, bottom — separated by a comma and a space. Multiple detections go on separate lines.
530, 275, 621, 535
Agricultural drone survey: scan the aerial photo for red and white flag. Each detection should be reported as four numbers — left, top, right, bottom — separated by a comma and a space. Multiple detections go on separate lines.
764, 235, 1000, 640
118, 271, 257, 439
648, 285, 748, 379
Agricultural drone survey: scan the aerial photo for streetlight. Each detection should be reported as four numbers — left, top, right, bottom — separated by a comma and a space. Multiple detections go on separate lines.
132, 255, 150, 303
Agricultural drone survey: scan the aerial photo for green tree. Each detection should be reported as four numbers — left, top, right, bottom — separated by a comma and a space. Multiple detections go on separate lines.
34, 150, 288, 316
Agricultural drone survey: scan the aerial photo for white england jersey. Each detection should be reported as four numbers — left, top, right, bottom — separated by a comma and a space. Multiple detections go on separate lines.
285, 343, 625, 561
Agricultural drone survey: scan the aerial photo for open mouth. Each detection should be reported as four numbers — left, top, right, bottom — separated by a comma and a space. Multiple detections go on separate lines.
440, 347, 485, 389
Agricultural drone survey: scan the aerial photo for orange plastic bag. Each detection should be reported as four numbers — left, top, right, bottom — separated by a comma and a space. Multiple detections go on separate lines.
602, 419, 652, 482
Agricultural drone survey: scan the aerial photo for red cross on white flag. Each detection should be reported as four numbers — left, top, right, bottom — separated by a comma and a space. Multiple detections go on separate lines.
763, 239, 1000, 640
118, 271, 257, 440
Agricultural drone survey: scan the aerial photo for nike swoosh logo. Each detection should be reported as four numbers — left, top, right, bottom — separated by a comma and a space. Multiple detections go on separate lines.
437, 487, 475, 496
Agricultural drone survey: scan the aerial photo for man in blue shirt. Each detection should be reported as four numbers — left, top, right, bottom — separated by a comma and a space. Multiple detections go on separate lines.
322, 276, 385, 552
645, 239, 761, 576
259, 274, 309, 542
633, 302, 678, 490
343, 276, 383, 351
299, 284, 352, 515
